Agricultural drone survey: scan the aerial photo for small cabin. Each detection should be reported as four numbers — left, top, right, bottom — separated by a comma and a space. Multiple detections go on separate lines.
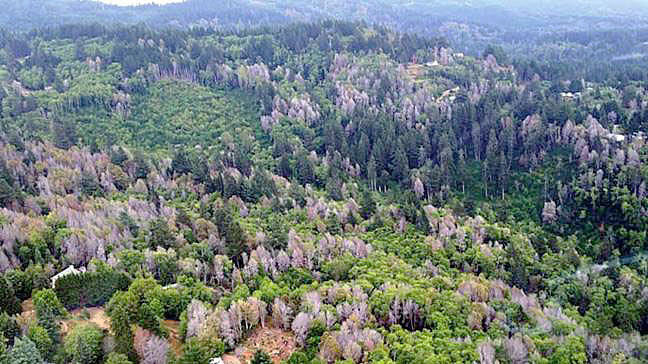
606, 133, 626, 143
51, 265, 86, 288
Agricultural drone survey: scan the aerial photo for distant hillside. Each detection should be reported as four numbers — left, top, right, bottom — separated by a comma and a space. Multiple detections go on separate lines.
0, 0, 288, 30
2, 0, 646, 32
1, 0, 647, 58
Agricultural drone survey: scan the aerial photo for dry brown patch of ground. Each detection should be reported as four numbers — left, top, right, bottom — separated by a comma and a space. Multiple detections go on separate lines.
61, 307, 111, 334
23, 300, 296, 363
22, 300, 183, 354
231, 325, 297, 364
163, 319, 182, 356
20, 299, 35, 320
406, 63, 426, 80
21, 299, 111, 335
222, 354, 242, 364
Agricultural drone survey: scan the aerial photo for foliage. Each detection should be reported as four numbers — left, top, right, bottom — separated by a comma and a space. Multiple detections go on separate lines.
26, 325, 52, 360
176, 337, 225, 364
0, 13, 646, 364
0, 277, 20, 315
54, 270, 131, 309
32, 289, 66, 319
104, 352, 134, 364
0, 314, 19, 346
382, 325, 479, 363
63, 324, 104, 364
0, 336, 7, 364
7, 337, 44, 364
106, 291, 139, 361
251, 349, 272, 364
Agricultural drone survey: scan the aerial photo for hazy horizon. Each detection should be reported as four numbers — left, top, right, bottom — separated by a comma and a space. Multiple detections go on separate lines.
89, 0, 648, 15
95, 0, 185, 6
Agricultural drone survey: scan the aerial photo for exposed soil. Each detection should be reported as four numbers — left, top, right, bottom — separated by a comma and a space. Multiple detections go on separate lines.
20, 299, 35, 322
222, 354, 242, 364
230, 325, 297, 364
20, 300, 293, 363
163, 319, 182, 356
405, 63, 426, 80
61, 307, 111, 334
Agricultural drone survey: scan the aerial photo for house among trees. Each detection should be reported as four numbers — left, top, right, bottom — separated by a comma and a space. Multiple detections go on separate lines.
606, 124, 627, 143
51, 265, 85, 288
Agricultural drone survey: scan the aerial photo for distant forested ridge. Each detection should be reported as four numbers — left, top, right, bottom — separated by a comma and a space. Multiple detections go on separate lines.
2, 0, 648, 64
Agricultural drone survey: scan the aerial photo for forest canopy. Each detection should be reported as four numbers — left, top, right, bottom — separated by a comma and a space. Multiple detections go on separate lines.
0, 3, 647, 364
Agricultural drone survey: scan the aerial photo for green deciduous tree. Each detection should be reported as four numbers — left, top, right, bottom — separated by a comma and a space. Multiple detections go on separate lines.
549, 335, 587, 364
0, 335, 7, 364
32, 289, 66, 347
33, 289, 66, 319
0, 313, 19, 346
8, 337, 44, 364
64, 324, 104, 364
26, 325, 53, 360
177, 337, 225, 364
107, 291, 138, 360
104, 352, 134, 364
251, 349, 272, 364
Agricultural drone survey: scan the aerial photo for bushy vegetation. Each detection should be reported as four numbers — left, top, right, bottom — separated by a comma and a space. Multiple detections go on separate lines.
54, 269, 131, 309
0, 7, 647, 364
63, 324, 104, 364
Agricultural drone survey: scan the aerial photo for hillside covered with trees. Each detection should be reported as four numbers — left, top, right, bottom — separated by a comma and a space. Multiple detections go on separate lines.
3, 0, 648, 65
0, 8, 646, 364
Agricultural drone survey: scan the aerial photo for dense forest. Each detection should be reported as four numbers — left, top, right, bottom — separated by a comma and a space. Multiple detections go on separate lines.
0, 4, 646, 364
3, 0, 648, 64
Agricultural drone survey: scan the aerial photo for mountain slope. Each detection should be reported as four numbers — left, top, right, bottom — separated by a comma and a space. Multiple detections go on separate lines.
2, 0, 646, 31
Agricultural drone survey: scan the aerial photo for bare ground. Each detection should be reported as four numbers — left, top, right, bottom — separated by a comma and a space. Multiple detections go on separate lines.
20, 300, 293, 363
20, 299, 35, 321
163, 319, 183, 356
61, 307, 111, 334
230, 324, 297, 364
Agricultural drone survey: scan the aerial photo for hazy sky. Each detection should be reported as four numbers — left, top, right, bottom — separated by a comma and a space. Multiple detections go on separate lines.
96, 0, 185, 5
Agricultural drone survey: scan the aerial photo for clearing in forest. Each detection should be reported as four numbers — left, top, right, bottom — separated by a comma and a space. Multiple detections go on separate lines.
228, 325, 297, 364
61, 307, 111, 334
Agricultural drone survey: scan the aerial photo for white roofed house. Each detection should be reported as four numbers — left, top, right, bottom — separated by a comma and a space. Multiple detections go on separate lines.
51, 265, 86, 288
606, 125, 627, 144
607, 133, 626, 143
